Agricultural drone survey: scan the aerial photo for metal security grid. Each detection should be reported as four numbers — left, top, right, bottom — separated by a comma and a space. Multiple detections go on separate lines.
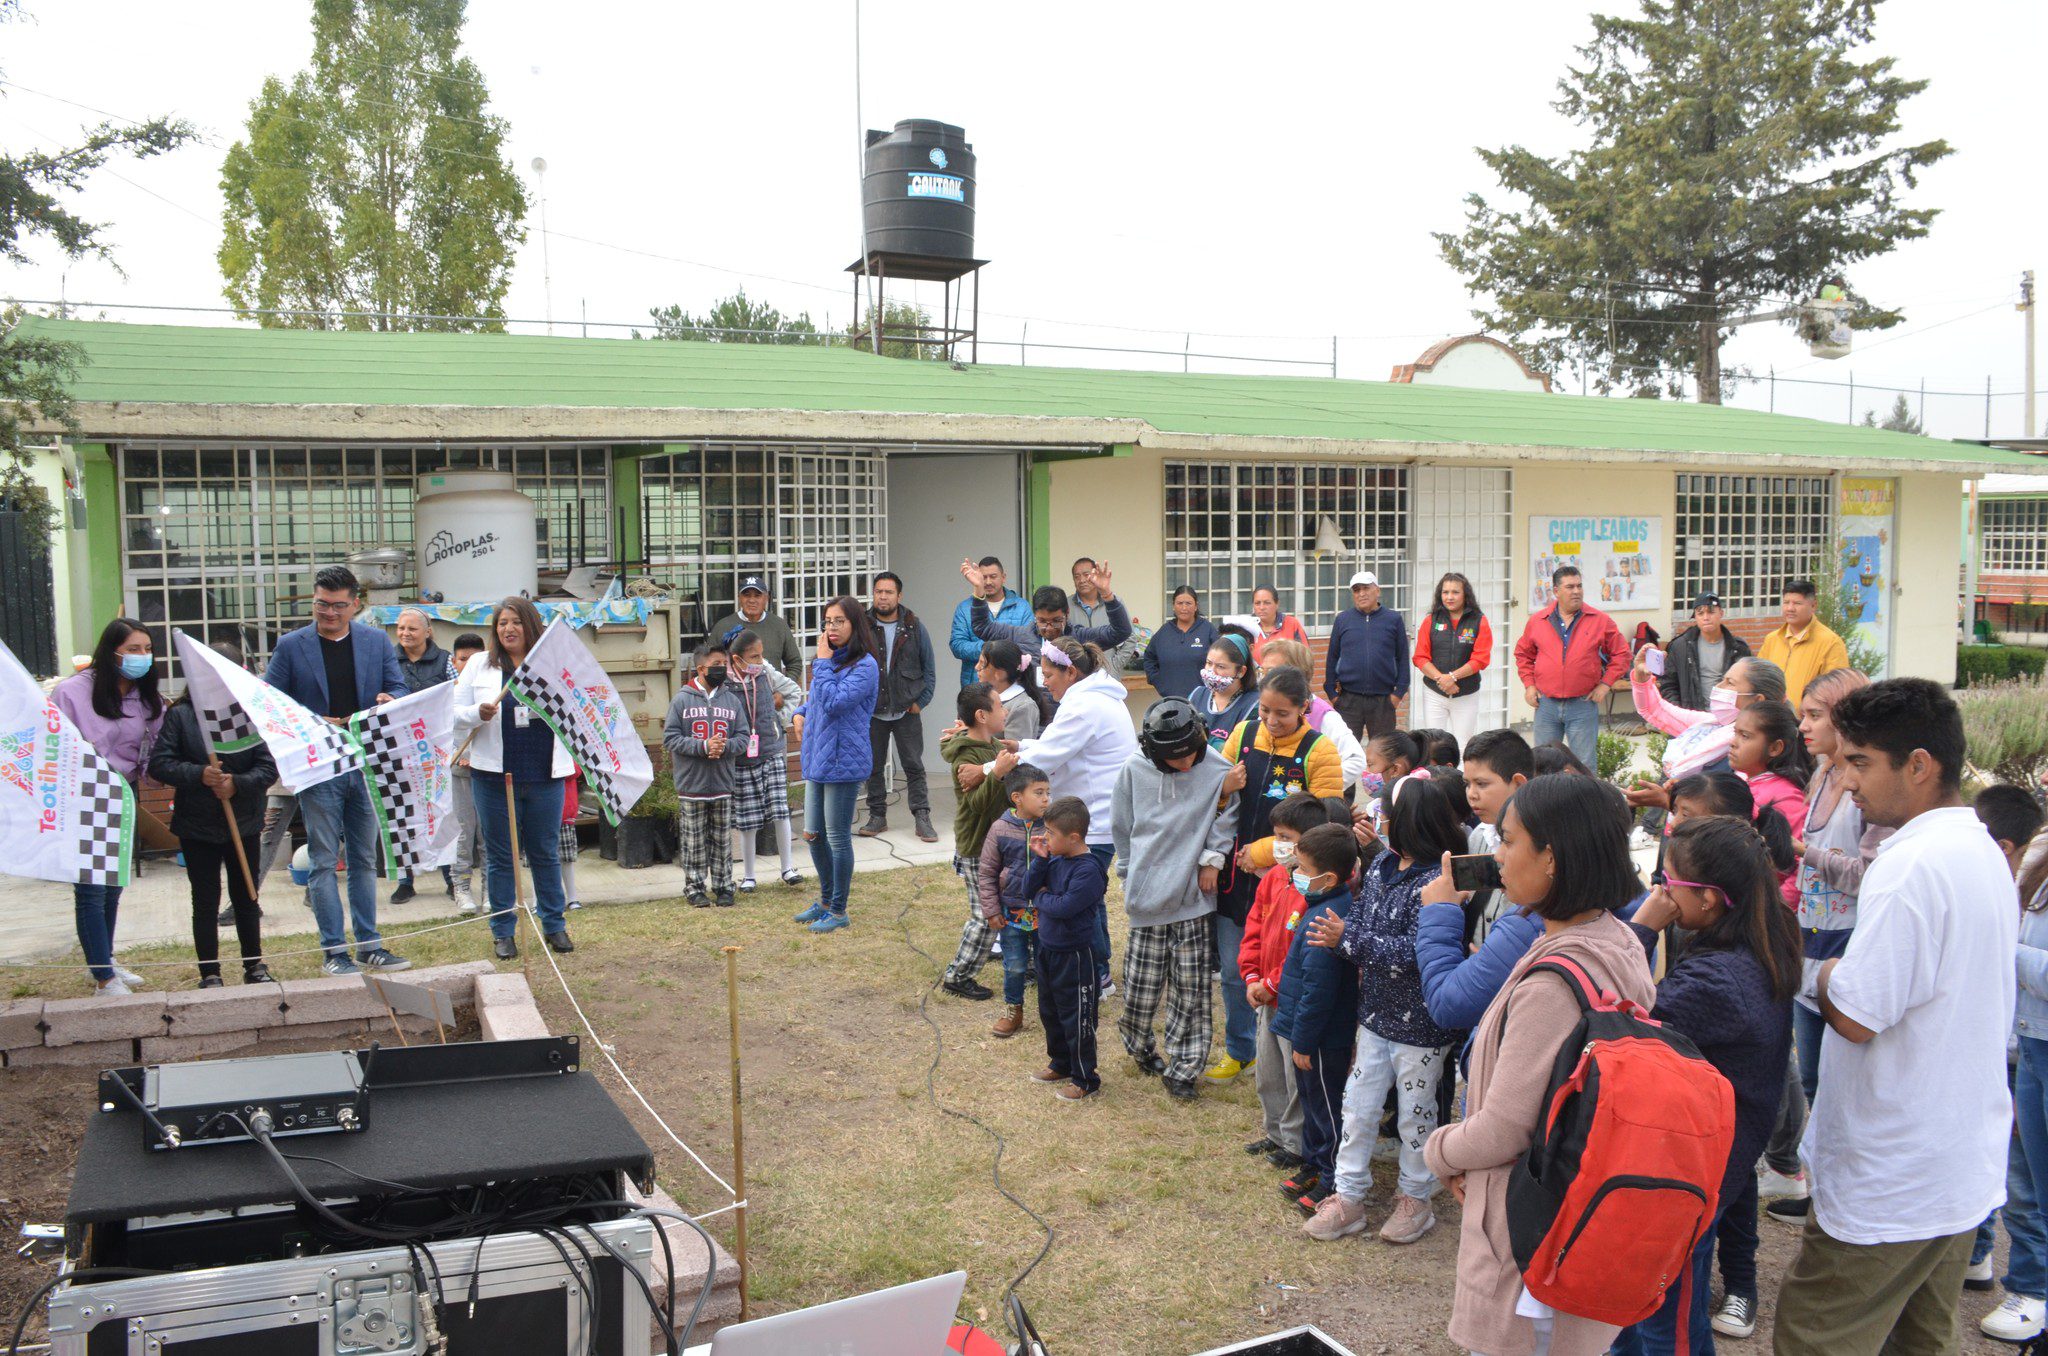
1982, 498, 2048, 574
637, 443, 887, 648
1411, 465, 1514, 730
117, 443, 611, 688
1673, 473, 1834, 616
1164, 460, 1410, 632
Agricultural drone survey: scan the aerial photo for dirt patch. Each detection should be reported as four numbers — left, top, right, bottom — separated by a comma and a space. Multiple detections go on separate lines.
0, 870, 2024, 1354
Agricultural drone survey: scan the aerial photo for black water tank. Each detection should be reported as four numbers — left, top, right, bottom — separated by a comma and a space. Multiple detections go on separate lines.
861, 120, 976, 260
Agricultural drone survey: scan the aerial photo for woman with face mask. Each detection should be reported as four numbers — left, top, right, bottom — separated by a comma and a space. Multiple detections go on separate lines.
1190, 627, 1261, 750
50, 618, 166, 996
1624, 654, 1789, 812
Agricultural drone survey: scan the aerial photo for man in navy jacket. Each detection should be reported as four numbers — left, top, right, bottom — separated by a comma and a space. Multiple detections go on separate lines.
1323, 571, 1409, 741
264, 564, 411, 976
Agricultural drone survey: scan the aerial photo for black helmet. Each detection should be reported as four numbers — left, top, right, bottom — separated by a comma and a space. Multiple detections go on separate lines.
1141, 698, 1209, 771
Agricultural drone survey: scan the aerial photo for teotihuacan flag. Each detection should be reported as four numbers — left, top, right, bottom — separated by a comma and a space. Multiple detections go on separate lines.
349, 682, 458, 877
0, 640, 134, 887
173, 629, 359, 793
504, 617, 654, 823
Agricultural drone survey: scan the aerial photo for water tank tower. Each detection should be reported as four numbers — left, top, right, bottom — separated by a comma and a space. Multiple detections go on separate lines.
848, 119, 987, 361
414, 471, 538, 604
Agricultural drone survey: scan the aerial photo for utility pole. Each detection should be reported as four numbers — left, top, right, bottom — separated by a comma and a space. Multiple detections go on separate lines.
532, 157, 553, 336
2020, 270, 2037, 437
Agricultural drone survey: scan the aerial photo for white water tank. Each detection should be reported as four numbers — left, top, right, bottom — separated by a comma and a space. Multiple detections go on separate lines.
414, 471, 538, 603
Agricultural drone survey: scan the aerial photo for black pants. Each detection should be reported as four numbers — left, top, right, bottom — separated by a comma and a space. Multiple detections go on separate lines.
1036, 944, 1100, 1093
1296, 1044, 1352, 1180
865, 715, 929, 816
185, 832, 265, 977
1332, 690, 1395, 742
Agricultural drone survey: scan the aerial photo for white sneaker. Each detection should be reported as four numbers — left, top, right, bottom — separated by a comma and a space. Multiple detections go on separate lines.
1757, 1165, 1808, 1201
453, 883, 478, 915
1966, 1256, 1997, 1291
95, 978, 133, 997
1629, 825, 1656, 851
1981, 1293, 2047, 1342
113, 966, 146, 988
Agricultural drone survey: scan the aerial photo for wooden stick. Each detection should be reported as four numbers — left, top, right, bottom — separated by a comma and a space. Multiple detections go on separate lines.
379, 994, 411, 1047
207, 753, 261, 903
722, 944, 751, 1322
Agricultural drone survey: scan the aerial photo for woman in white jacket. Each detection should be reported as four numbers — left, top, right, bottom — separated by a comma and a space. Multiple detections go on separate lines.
961, 637, 1140, 991
453, 598, 579, 961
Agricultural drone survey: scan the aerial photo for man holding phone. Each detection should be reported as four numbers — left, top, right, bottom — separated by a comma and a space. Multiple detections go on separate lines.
1659, 591, 1753, 713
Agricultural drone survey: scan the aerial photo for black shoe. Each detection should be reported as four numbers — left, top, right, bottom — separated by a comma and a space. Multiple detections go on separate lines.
857, 814, 888, 837
1765, 1195, 1811, 1224
713, 893, 736, 908
1267, 1146, 1305, 1170
391, 881, 417, 904
1295, 1182, 1335, 1216
1164, 1079, 1198, 1101
216, 903, 236, 927
1279, 1171, 1320, 1202
1244, 1137, 1280, 1156
1132, 1052, 1167, 1077
943, 976, 995, 1001
688, 893, 711, 909
199, 974, 225, 989
913, 811, 938, 843
358, 948, 411, 973
243, 963, 274, 984
493, 937, 518, 960
545, 930, 574, 953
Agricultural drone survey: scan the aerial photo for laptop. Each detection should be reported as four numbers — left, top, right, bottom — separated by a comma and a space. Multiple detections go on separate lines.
698, 1271, 968, 1355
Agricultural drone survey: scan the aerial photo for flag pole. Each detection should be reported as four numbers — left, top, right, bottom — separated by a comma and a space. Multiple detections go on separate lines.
209, 753, 260, 902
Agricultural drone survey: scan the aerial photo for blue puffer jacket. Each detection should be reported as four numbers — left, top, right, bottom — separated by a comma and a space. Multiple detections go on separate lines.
1273, 887, 1360, 1055
797, 650, 880, 783
1415, 900, 1542, 1065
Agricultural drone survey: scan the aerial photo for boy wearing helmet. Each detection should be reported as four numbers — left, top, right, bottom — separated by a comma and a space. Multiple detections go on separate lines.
1109, 697, 1245, 1100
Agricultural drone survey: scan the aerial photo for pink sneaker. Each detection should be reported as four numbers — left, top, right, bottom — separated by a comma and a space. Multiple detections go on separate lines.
1302, 1193, 1370, 1241
1380, 1194, 1437, 1245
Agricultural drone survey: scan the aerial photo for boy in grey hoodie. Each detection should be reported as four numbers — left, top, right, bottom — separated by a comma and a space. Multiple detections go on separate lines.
1111, 698, 1242, 1099
662, 639, 750, 908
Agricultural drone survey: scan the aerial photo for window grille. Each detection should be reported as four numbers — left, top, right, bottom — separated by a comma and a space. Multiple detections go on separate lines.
1982, 498, 2048, 574
1672, 473, 1833, 614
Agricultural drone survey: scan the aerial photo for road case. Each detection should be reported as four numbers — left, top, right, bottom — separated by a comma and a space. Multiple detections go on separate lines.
44, 1216, 654, 1356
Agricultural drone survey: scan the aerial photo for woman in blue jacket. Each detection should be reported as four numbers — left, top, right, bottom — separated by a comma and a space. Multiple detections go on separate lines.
791, 597, 881, 933
1142, 586, 1218, 703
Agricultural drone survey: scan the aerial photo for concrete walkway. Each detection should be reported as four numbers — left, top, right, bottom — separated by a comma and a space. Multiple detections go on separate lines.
0, 779, 963, 968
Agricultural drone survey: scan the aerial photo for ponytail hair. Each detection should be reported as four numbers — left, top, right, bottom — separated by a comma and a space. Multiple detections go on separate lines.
1666, 815, 1803, 1003
1047, 636, 1107, 677
981, 638, 1056, 727
1739, 698, 1813, 790
1370, 730, 1421, 777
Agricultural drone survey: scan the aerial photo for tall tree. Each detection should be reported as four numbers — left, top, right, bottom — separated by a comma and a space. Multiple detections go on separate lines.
0, 0, 194, 543
1437, 0, 1948, 403
1861, 392, 1923, 433
219, 0, 525, 331
640, 289, 819, 344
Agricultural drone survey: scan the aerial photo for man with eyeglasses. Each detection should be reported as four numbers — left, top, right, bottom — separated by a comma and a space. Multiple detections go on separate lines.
264, 564, 412, 975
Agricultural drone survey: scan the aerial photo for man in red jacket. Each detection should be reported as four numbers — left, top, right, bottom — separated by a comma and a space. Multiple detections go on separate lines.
1512, 565, 1627, 768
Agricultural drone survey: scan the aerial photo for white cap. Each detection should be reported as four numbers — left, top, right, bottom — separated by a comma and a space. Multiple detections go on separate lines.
1348, 571, 1379, 588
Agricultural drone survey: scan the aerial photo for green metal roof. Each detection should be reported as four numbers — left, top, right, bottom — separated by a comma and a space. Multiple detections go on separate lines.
21, 315, 2047, 471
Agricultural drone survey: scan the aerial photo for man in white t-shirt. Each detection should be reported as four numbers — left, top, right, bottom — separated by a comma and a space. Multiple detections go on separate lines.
1774, 678, 2019, 1355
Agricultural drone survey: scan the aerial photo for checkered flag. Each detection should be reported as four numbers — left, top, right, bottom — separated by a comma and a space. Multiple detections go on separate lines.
0, 640, 134, 888
349, 683, 458, 877
175, 630, 358, 793
505, 618, 653, 823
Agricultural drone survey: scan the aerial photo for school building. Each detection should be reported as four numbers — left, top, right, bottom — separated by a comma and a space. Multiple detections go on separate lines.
1967, 469, 2048, 644
16, 316, 2046, 744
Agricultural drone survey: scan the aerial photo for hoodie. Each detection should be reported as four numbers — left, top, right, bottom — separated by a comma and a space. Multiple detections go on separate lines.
1011, 667, 1141, 847
941, 730, 1008, 858
662, 679, 750, 800
1023, 850, 1110, 951
1110, 746, 1239, 928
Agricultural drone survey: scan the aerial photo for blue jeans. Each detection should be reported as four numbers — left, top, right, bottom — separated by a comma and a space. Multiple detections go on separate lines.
1087, 843, 1114, 986
1792, 1001, 1825, 1106
1611, 1217, 1717, 1355
1212, 914, 1258, 1064
806, 779, 860, 914
1532, 694, 1600, 768
74, 883, 123, 982
1973, 1039, 2048, 1296
298, 772, 383, 956
1001, 924, 1038, 1006
471, 773, 567, 940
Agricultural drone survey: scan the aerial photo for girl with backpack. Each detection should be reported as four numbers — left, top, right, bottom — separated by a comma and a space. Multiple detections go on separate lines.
1609, 815, 1799, 1356
1420, 774, 1658, 1356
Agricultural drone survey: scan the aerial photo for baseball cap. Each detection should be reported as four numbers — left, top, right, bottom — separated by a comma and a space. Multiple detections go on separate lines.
739, 576, 767, 595
1348, 571, 1379, 588
1690, 590, 1723, 611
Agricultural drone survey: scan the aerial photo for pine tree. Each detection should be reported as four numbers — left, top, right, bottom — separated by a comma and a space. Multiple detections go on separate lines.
640, 289, 819, 344
219, 0, 526, 330
1861, 392, 1924, 433
1437, 0, 1948, 403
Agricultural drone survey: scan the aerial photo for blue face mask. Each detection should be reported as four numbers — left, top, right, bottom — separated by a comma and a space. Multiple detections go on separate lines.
1290, 870, 1322, 895
118, 653, 155, 681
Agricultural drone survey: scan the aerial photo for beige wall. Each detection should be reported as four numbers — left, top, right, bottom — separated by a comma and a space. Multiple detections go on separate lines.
1045, 453, 1167, 629
1890, 471, 1962, 685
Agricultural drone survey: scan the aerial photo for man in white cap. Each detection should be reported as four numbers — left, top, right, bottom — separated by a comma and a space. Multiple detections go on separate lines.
1323, 570, 1408, 741
708, 576, 804, 679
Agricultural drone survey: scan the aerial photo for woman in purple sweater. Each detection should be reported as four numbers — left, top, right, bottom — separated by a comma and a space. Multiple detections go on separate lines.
1610, 815, 1800, 1356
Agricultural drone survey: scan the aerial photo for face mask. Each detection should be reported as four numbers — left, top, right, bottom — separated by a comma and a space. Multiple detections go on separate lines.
734, 662, 760, 678
1362, 771, 1386, 797
1199, 669, 1235, 694
703, 665, 728, 691
118, 654, 154, 681
1271, 840, 1297, 866
1709, 686, 1740, 723
1290, 870, 1323, 895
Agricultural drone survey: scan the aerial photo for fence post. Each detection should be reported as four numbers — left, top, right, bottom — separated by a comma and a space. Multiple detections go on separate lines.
1331, 335, 1339, 379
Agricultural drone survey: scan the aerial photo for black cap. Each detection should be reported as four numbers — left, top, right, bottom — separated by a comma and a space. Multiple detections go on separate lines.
739, 576, 767, 595
1690, 591, 1722, 611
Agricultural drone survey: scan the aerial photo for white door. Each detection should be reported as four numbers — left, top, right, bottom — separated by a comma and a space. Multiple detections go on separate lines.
1410, 466, 1514, 733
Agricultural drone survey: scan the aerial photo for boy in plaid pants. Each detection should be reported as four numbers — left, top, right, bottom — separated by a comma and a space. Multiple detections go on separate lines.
1110, 697, 1241, 1100
661, 639, 749, 907
939, 683, 1017, 999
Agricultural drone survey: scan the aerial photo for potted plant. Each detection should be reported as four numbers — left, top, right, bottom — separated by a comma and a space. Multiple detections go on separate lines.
618, 778, 678, 869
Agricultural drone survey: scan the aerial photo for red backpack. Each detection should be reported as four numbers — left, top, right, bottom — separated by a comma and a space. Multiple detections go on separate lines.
1503, 957, 1734, 1353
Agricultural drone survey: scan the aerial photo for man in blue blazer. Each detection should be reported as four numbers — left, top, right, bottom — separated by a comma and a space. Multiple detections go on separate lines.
265, 564, 412, 975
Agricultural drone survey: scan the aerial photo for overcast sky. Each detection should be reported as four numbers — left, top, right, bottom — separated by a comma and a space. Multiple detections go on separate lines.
2, 0, 2040, 440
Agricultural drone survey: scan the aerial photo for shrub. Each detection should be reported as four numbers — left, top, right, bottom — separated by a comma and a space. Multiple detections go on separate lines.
1960, 676, 2048, 787
1957, 644, 2048, 688
2012, 647, 2048, 681
1596, 728, 1633, 783
629, 775, 678, 821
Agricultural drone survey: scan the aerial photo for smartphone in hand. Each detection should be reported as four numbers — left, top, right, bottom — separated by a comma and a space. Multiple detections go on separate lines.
1449, 853, 1503, 893
1644, 647, 1667, 677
